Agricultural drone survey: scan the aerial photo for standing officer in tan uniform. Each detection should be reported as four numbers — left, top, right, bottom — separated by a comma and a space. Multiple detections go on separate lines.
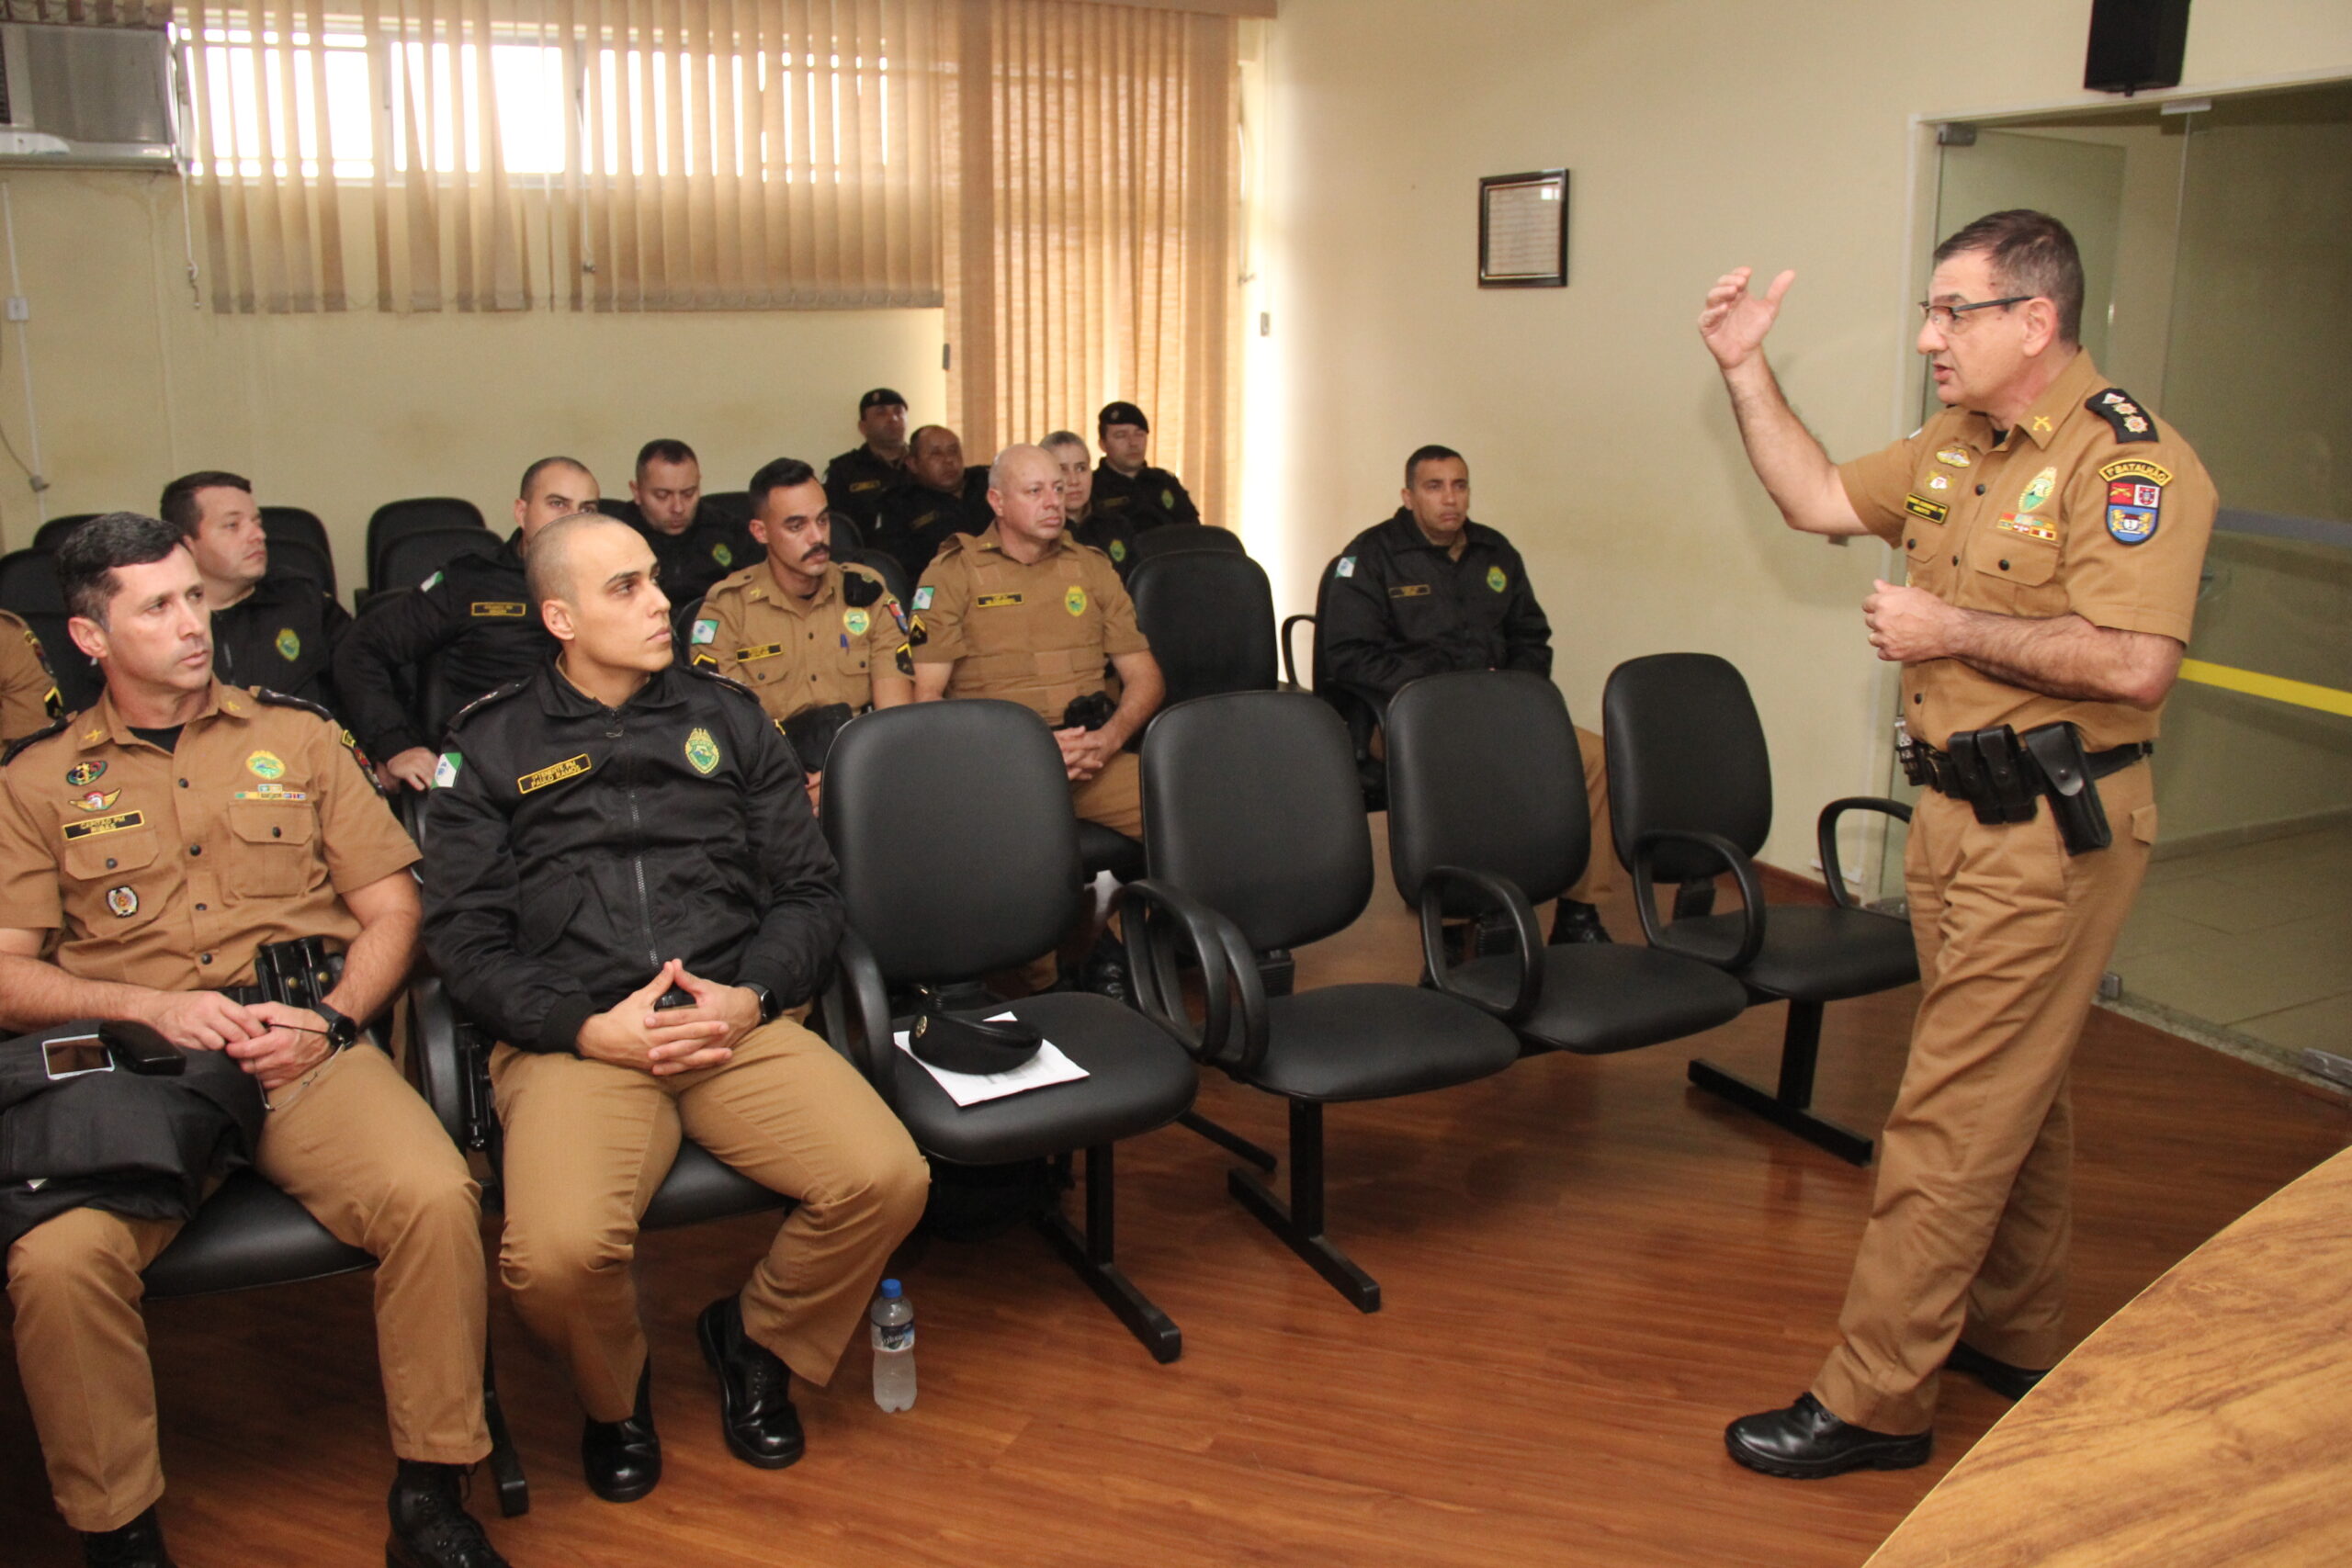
0, 515, 508, 1568
1701, 210, 2217, 1478
691, 457, 912, 806
0, 607, 62, 742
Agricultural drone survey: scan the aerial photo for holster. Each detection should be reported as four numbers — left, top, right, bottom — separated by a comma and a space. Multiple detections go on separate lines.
252, 936, 340, 1010
1061, 691, 1117, 732
2021, 721, 2113, 854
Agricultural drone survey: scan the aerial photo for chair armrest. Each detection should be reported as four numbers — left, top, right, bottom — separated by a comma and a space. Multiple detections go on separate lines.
405, 975, 469, 1147
825, 927, 902, 1115
1114, 878, 1238, 1065
1279, 614, 1315, 691
1416, 864, 1543, 1025
1815, 796, 1912, 910
1630, 828, 1769, 971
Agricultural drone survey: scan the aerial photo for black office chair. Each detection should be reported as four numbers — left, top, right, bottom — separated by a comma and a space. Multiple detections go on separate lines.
374, 525, 503, 598
266, 536, 337, 599
29, 513, 103, 552
1128, 549, 1278, 708
0, 549, 102, 715
820, 699, 1199, 1360
699, 490, 755, 532
1124, 690, 1522, 1310
1384, 670, 1749, 1057
1603, 653, 1918, 1165
261, 507, 337, 598
1126, 525, 1240, 563
367, 499, 485, 596
1276, 560, 1387, 809
851, 548, 910, 607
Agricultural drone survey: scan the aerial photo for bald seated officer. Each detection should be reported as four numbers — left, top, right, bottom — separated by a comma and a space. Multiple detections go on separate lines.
0, 514, 506, 1568
693, 457, 912, 807
1322, 445, 1615, 943
869, 424, 992, 587
424, 512, 927, 1504
614, 438, 756, 605
162, 469, 352, 720
0, 607, 62, 742
336, 457, 598, 792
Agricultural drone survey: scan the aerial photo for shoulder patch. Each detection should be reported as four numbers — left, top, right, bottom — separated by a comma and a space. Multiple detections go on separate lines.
2, 713, 73, 766
2086, 387, 2158, 444
251, 687, 335, 722
841, 568, 884, 608
445, 679, 532, 735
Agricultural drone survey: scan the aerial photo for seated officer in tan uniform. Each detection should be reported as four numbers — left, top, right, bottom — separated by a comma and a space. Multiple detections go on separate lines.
423, 512, 926, 1505
692, 457, 912, 807
0, 515, 506, 1568
1702, 209, 2217, 1477
0, 607, 62, 742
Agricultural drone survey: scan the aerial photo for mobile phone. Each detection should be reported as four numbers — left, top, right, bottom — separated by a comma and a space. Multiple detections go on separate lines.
42, 1034, 114, 1080
99, 1019, 187, 1076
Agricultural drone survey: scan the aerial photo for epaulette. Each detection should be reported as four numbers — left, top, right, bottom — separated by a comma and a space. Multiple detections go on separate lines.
703, 563, 760, 600
445, 679, 530, 734
252, 687, 335, 722
841, 565, 885, 607
681, 662, 769, 711
2086, 388, 2158, 444
2, 712, 72, 766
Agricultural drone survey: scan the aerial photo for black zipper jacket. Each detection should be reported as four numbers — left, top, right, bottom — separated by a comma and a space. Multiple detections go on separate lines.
1320, 509, 1553, 705
211, 570, 353, 719
420, 658, 839, 1053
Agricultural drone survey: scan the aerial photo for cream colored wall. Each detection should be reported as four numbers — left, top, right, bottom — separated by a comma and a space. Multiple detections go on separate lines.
1246, 0, 2352, 881
0, 168, 947, 573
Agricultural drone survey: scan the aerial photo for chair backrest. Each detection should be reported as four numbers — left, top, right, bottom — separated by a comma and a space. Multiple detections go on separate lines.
30, 513, 104, 553
1, 553, 102, 713
1131, 524, 1244, 563
377, 525, 502, 595
1128, 549, 1278, 707
822, 699, 1083, 985
700, 490, 755, 531
1602, 652, 1774, 881
851, 548, 910, 606
260, 505, 332, 558
266, 536, 337, 597
1385, 670, 1589, 908
1140, 690, 1373, 952
368, 497, 485, 587
0, 547, 65, 615
827, 511, 865, 557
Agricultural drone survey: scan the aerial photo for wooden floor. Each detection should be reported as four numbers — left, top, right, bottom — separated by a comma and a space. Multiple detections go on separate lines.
5, 835, 2346, 1567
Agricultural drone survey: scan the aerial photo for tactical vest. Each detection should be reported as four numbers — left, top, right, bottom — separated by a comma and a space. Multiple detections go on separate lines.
944, 541, 1110, 722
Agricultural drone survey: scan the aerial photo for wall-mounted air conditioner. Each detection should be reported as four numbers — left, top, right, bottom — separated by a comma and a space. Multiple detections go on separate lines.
0, 21, 177, 164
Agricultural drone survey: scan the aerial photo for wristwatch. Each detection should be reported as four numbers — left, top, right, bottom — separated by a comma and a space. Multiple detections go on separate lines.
311, 999, 360, 1054
740, 982, 780, 1024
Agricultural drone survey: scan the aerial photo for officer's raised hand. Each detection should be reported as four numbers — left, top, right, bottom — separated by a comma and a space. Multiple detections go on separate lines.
1698, 266, 1796, 370
578, 958, 735, 1077
141, 988, 267, 1053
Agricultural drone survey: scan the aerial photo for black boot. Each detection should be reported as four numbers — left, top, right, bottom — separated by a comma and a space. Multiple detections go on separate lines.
387, 1461, 510, 1568
1548, 899, 1612, 945
1076, 929, 1130, 1004
581, 1360, 662, 1503
1946, 1340, 2051, 1401
81, 1507, 173, 1568
696, 1293, 805, 1470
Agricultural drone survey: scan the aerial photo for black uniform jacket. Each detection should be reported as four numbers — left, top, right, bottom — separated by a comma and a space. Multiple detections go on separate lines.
1321, 509, 1553, 705
421, 659, 842, 1055
611, 503, 759, 607
1069, 511, 1141, 581
211, 571, 353, 718
870, 466, 991, 586
824, 446, 910, 535
1091, 461, 1201, 533
334, 532, 555, 761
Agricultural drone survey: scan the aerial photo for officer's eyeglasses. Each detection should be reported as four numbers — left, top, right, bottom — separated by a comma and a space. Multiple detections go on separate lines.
1917, 296, 2030, 332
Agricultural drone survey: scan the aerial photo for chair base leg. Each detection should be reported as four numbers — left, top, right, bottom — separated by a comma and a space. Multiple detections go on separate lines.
1686, 1060, 1873, 1166
482, 1343, 529, 1517
1226, 1165, 1381, 1314
1034, 1145, 1182, 1363
1179, 1110, 1279, 1172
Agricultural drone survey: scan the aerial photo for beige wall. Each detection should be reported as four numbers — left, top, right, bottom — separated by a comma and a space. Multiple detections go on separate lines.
0, 168, 947, 571
1246, 0, 2352, 880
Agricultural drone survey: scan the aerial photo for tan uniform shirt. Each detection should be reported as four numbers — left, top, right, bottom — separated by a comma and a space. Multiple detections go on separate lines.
1838, 351, 2217, 750
690, 560, 910, 725
910, 524, 1148, 723
0, 609, 61, 744
0, 680, 418, 990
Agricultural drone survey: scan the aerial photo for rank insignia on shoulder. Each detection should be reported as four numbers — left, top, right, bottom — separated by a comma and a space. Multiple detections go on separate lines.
2087, 387, 2159, 444
1904, 495, 1950, 525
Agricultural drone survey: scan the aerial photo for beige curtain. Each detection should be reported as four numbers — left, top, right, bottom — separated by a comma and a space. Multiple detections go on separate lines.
944, 0, 1238, 526
0, 2, 169, 21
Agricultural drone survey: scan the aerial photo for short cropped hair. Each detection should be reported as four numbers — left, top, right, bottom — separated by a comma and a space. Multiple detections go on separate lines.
158, 471, 252, 537
58, 513, 187, 626
1404, 445, 1465, 487
518, 456, 593, 501
636, 438, 697, 473
1933, 209, 2086, 345
524, 510, 630, 608
1040, 430, 1088, 456
747, 457, 820, 505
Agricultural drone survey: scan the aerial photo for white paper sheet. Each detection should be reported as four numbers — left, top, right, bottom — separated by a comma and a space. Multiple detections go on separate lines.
893, 1013, 1090, 1106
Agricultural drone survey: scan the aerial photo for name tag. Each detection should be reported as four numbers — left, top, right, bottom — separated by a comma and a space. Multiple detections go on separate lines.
849, 479, 880, 494
517, 755, 592, 794
1904, 495, 1950, 524
471, 602, 527, 618
976, 593, 1025, 609
1388, 584, 1431, 599
736, 643, 785, 662
62, 809, 144, 841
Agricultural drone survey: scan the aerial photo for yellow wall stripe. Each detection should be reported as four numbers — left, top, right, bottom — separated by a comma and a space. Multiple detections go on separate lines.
2178, 659, 2352, 719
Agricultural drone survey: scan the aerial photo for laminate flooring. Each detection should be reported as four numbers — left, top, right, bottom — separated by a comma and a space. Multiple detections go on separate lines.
4, 830, 2346, 1567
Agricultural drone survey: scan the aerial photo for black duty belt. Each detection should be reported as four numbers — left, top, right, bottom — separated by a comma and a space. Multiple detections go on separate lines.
1897, 721, 2146, 854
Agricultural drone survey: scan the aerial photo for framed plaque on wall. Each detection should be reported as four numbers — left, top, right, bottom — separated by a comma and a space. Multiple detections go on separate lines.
1478, 169, 1570, 288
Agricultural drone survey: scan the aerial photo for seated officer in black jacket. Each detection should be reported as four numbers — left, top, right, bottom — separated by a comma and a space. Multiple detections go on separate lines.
869, 423, 991, 585
1091, 400, 1202, 534
1323, 445, 1615, 943
606, 438, 756, 605
163, 470, 352, 718
422, 511, 926, 1504
334, 456, 597, 793
1044, 430, 1138, 580
822, 387, 912, 539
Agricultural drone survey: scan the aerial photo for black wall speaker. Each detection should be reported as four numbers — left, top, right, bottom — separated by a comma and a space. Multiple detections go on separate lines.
2085, 0, 2192, 95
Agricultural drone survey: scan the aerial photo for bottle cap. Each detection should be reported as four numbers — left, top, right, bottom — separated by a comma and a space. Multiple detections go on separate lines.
881, 1278, 902, 1299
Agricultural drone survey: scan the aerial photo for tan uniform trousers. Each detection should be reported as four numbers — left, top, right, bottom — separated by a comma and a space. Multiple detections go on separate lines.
1812, 761, 2156, 1435
1070, 749, 1144, 840
6, 1044, 490, 1533
491, 1019, 928, 1421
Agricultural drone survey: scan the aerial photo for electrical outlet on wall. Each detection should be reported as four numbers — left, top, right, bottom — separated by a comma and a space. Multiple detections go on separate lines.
4, 298, 26, 322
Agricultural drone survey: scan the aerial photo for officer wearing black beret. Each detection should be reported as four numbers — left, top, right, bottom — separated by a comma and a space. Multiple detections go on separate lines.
1090, 401, 1202, 534
823, 388, 913, 538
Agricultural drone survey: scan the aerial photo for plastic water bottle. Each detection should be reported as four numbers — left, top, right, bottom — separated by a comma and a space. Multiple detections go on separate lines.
870, 1279, 915, 1412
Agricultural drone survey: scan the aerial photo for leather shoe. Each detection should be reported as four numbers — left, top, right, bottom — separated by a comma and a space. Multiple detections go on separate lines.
581, 1360, 662, 1502
1724, 1393, 1930, 1479
81, 1507, 173, 1568
1946, 1339, 2050, 1401
1549, 899, 1612, 945
388, 1461, 510, 1568
697, 1293, 806, 1469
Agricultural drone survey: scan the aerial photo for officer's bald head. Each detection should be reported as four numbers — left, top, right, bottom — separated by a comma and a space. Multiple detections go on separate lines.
526, 511, 639, 612
989, 445, 1066, 549
533, 513, 674, 680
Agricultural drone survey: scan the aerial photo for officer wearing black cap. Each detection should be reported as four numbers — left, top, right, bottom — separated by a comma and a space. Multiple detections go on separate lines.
1091, 401, 1202, 534
824, 389, 913, 539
